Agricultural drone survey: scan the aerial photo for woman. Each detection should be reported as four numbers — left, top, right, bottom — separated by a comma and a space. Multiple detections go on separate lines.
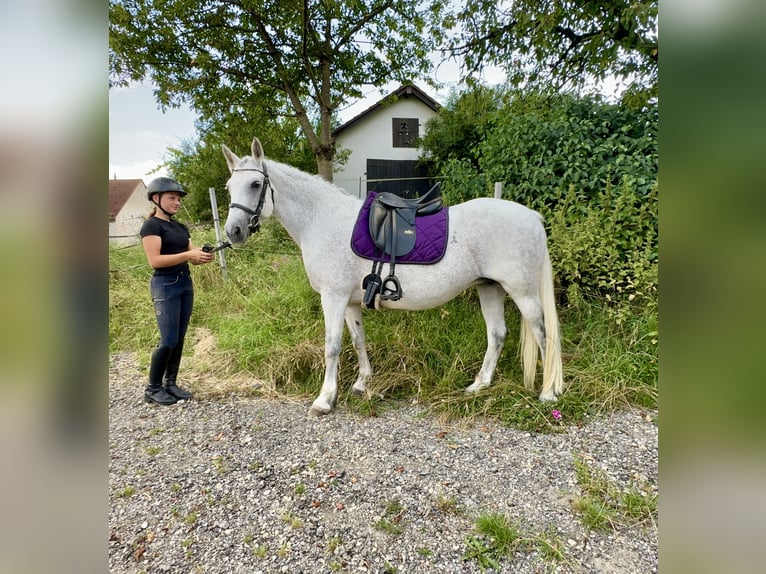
140, 177, 214, 405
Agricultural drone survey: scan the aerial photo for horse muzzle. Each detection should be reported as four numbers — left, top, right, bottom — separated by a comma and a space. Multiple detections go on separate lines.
225, 224, 252, 244
224, 221, 247, 244
226, 204, 262, 243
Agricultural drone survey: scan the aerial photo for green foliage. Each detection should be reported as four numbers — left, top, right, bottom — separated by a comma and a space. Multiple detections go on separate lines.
473, 513, 523, 555
164, 116, 315, 222
420, 86, 506, 205
108, 244, 157, 354
463, 534, 501, 571
573, 455, 658, 531
544, 180, 658, 313
374, 499, 406, 536
163, 139, 229, 224
423, 90, 658, 210
480, 92, 657, 211
448, 0, 658, 105
422, 88, 657, 310
438, 158, 493, 206
420, 85, 504, 169
464, 513, 571, 570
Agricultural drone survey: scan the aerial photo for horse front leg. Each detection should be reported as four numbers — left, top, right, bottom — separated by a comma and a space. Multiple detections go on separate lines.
309, 292, 348, 416
344, 304, 372, 395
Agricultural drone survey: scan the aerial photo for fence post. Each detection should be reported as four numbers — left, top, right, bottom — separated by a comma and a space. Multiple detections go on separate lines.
208, 187, 228, 280
494, 182, 503, 199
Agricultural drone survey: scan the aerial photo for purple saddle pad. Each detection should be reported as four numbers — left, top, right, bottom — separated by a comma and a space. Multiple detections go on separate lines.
350, 192, 449, 264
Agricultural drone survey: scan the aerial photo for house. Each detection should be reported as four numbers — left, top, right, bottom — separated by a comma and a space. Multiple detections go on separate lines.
109, 178, 148, 246
333, 84, 441, 199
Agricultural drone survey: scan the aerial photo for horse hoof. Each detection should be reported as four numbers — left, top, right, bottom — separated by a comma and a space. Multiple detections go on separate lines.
308, 406, 330, 417
464, 382, 488, 394
309, 397, 333, 416
538, 391, 558, 402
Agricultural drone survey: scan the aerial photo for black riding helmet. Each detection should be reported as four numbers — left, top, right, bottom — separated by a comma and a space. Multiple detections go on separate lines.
146, 176, 187, 201
147, 177, 187, 218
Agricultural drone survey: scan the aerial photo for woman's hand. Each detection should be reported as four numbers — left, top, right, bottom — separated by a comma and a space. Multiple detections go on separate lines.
188, 248, 215, 265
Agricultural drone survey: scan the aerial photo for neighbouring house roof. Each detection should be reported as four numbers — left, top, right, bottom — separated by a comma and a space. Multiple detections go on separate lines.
109, 179, 144, 221
332, 84, 441, 138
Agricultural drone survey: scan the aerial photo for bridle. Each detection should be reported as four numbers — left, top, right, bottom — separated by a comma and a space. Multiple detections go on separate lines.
228, 162, 274, 234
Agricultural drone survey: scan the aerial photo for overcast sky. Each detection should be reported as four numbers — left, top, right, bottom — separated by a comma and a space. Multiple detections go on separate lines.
109, 83, 199, 181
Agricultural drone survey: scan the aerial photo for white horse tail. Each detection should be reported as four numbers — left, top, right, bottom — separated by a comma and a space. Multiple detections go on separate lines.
519, 245, 563, 399
539, 246, 563, 400
519, 313, 538, 392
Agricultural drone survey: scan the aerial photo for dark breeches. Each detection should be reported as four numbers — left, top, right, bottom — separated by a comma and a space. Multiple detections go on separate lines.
148, 272, 194, 389
151, 272, 194, 351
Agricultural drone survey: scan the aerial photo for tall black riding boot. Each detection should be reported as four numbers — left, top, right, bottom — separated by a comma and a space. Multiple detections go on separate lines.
145, 345, 177, 405
163, 343, 192, 400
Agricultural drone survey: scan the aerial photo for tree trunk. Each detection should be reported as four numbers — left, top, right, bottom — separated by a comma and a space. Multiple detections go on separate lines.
316, 27, 334, 183
315, 146, 334, 182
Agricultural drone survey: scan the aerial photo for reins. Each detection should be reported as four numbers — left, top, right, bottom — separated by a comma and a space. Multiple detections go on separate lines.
229, 163, 274, 234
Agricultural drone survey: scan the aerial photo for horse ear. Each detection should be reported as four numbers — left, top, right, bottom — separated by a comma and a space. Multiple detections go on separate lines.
221, 144, 239, 173
252, 137, 264, 160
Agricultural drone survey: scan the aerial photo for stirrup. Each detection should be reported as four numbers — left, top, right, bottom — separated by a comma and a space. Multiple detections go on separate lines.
380, 276, 402, 301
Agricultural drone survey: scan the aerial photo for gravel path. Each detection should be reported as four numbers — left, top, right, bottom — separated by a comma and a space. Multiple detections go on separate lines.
109, 352, 657, 573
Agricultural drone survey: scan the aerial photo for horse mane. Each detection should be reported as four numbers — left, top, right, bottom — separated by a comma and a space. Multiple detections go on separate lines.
242, 154, 351, 200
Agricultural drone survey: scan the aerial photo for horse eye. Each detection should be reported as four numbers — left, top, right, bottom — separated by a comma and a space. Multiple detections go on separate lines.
250, 180, 261, 190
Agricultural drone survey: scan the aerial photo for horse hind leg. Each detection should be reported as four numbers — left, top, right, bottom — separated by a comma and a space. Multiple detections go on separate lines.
344, 305, 372, 395
465, 282, 508, 394
516, 294, 561, 402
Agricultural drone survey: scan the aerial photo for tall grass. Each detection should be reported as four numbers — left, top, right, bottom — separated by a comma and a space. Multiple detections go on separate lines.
109, 221, 657, 430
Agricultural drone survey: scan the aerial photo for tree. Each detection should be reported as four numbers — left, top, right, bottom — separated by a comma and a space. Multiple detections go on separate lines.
109, 0, 448, 180
447, 0, 658, 105
419, 84, 503, 170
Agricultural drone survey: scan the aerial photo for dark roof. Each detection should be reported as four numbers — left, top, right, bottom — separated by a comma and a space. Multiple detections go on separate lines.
109, 179, 145, 221
333, 84, 441, 138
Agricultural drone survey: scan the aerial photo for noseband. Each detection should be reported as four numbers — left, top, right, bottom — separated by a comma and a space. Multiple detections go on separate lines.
229, 162, 274, 234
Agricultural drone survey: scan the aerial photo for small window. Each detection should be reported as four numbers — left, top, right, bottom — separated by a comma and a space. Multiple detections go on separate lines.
392, 118, 419, 147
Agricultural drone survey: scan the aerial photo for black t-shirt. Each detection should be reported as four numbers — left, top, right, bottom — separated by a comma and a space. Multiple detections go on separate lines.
139, 217, 191, 276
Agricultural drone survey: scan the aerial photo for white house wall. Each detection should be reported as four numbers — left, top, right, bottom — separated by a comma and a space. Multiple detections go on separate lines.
109, 188, 149, 246
334, 98, 437, 198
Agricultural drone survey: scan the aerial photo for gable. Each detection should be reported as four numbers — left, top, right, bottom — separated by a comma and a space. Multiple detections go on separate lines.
109, 179, 145, 221
333, 84, 440, 139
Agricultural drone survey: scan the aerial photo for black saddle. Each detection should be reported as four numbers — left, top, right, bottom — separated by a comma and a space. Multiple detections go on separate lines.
369, 183, 444, 257
362, 183, 443, 308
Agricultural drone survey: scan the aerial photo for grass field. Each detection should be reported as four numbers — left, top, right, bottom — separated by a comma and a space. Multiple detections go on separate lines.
109, 221, 657, 431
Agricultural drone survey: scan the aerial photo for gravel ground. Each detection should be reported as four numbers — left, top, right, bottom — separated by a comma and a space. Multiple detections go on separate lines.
109, 352, 657, 574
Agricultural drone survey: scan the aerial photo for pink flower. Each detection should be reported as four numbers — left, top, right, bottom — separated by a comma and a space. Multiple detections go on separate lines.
551, 409, 562, 421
